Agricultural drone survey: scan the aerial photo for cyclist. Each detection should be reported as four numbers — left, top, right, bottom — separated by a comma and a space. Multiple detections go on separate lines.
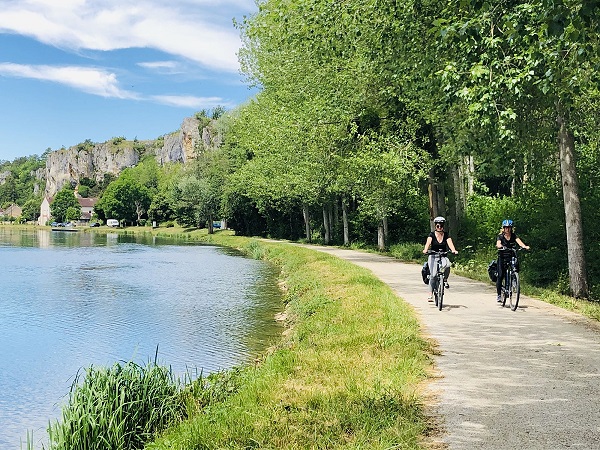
422, 216, 459, 301
496, 219, 530, 302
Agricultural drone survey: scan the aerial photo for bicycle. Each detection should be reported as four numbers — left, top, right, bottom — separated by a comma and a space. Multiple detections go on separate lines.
498, 246, 524, 311
428, 250, 448, 311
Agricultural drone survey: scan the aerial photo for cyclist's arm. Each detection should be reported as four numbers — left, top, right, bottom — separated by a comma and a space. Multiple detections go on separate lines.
516, 237, 530, 250
496, 235, 504, 249
423, 236, 433, 254
447, 237, 459, 254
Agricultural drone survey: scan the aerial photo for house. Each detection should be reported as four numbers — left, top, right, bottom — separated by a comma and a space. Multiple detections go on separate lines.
77, 197, 98, 224
38, 195, 99, 225
0, 204, 22, 218
39, 197, 52, 225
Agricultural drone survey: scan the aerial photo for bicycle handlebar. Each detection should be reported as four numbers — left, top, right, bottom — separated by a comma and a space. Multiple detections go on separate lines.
498, 246, 527, 253
427, 250, 448, 255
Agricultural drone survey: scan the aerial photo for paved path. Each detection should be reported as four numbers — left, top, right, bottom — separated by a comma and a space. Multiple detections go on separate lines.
299, 245, 600, 450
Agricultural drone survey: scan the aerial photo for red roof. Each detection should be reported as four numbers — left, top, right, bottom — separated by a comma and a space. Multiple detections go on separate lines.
77, 197, 98, 207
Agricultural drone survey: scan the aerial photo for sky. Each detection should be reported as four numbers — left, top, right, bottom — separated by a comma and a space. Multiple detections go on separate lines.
0, 0, 259, 162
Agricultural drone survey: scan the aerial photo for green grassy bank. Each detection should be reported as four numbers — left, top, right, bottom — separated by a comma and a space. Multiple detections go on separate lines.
144, 231, 435, 449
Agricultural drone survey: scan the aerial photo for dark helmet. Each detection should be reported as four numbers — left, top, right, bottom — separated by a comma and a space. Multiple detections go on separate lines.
502, 219, 513, 227
433, 216, 446, 224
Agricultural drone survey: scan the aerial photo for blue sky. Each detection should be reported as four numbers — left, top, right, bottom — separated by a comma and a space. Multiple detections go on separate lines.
0, 0, 259, 162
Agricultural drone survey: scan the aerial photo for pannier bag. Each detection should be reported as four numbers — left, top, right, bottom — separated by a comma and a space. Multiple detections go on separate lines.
488, 260, 498, 282
421, 262, 430, 284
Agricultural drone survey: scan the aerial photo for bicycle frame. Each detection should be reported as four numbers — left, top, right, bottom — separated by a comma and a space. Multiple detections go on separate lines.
499, 247, 522, 311
428, 251, 448, 311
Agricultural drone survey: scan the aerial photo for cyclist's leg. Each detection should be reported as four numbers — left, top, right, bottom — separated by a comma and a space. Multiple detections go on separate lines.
427, 255, 436, 300
443, 266, 450, 287
496, 257, 504, 302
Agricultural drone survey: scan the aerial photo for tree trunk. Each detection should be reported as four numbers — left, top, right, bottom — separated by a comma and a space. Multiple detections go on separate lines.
428, 170, 446, 229
342, 197, 349, 246
383, 216, 389, 244
328, 203, 334, 243
377, 220, 385, 251
302, 204, 311, 242
322, 205, 330, 245
467, 155, 475, 195
448, 165, 462, 242
558, 114, 588, 298
208, 213, 214, 234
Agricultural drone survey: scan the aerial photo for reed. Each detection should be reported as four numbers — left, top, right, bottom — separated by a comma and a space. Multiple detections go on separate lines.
45, 360, 186, 450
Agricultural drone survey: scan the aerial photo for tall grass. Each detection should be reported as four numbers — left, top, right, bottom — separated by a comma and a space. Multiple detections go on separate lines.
44, 361, 186, 450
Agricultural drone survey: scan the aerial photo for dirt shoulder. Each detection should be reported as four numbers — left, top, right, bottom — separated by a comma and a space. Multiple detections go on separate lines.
299, 245, 600, 450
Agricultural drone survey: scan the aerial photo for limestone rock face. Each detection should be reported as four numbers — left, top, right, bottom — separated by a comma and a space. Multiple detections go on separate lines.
44, 115, 217, 197
155, 116, 202, 164
45, 143, 142, 196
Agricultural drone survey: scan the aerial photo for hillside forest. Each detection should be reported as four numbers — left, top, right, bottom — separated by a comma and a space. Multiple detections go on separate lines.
2, 0, 600, 300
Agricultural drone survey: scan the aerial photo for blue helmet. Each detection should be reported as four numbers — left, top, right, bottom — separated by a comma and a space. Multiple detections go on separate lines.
502, 219, 513, 227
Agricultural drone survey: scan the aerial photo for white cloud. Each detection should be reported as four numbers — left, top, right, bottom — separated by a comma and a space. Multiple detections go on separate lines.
0, 62, 138, 98
152, 94, 227, 109
0, 0, 255, 72
137, 60, 186, 75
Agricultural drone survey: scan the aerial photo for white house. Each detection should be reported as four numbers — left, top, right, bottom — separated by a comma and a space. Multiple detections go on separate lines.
77, 197, 98, 223
38, 196, 52, 225
38, 195, 98, 225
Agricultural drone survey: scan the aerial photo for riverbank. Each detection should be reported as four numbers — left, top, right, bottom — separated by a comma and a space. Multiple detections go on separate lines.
5, 225, 436, 448
145, 232, 436, 448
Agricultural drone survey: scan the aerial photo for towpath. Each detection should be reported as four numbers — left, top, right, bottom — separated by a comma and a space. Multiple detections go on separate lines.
298, 245, 600, 450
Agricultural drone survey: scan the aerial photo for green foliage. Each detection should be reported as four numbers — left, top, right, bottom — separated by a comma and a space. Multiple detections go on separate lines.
111, 136, 126, 145
46, 361, 186, 450
21, 197, 42, 222
95, 171, 151, 224
51, 186, 79, 223
77, 184, 90, 198
0, 155, 45, 207
65, 206, 81, 222
76, 139, 95, 152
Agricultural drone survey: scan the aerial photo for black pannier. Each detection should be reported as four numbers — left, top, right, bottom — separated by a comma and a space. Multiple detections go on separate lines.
488, 260, 498, 282
421, 261, 430, 284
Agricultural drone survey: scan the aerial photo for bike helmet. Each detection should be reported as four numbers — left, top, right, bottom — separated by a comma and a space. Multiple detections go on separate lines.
502, 219, 513, 227
433, 216, 446, 224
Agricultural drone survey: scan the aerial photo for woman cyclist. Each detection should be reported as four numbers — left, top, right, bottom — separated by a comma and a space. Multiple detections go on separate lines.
496, 219, 530, 302
422, 216, 458, 301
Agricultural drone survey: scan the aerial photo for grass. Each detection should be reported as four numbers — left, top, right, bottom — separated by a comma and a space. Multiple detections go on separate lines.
144, 236, 435, 449
43, 360, 187, 450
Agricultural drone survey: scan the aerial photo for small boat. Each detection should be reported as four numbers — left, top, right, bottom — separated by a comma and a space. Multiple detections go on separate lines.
51, 227, 79, 232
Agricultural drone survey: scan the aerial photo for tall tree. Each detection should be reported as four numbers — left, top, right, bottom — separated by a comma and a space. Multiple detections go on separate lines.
434, 0, 600, 297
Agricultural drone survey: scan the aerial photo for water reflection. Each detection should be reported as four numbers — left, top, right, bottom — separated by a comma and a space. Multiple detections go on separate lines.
0, 228, 282, 449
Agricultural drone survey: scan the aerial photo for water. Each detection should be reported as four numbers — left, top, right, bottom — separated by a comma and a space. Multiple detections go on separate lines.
0, 228, 282, 449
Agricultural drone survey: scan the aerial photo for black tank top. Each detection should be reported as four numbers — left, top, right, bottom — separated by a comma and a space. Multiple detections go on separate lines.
429, 231, 449, 252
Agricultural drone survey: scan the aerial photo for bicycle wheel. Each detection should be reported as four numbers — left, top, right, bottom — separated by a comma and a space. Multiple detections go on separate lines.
437, 276, 444, 310
501, 270, 509, 307
510, 272, 520, 311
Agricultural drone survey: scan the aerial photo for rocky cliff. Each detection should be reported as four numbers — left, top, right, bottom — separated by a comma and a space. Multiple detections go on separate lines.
44, 115, 220, 197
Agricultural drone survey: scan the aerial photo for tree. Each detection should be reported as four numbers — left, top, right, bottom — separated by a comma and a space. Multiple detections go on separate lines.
51, 186, 79, 222
95, 173, 151, 225
172, 175, 205, 228
21, 197, 41, 222
434, 0, 600, 297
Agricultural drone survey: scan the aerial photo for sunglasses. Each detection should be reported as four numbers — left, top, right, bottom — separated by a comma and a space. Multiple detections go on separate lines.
435, 223, 444, 228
